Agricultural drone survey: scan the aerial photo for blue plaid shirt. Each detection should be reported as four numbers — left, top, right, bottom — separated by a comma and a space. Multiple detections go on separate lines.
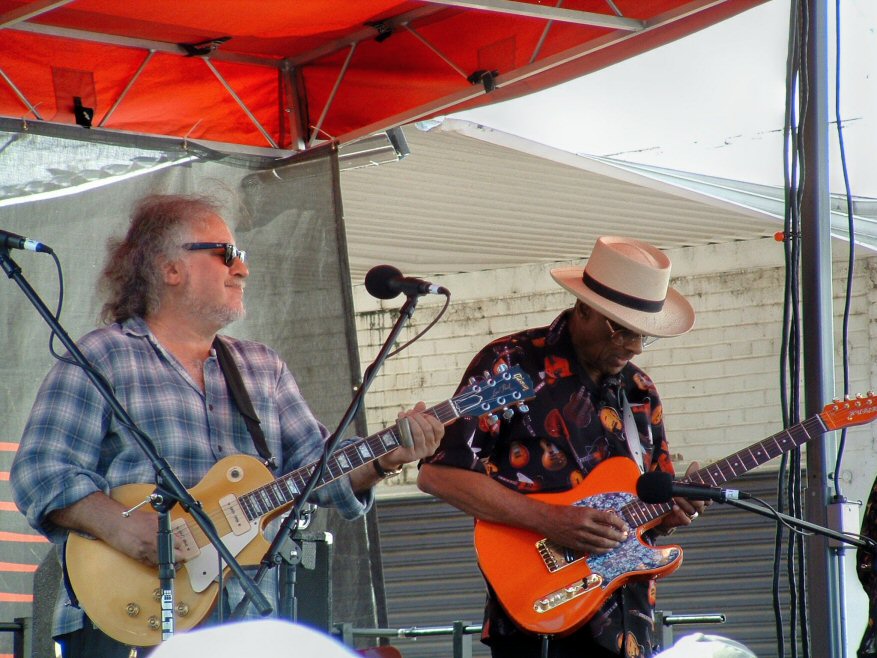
11, 317, 371, 637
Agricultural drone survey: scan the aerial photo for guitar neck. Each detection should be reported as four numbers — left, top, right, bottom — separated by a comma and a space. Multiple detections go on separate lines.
234, 399, 459, 521
624, 413, 829, 528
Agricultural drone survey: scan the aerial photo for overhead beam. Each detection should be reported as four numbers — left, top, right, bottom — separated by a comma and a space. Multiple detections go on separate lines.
9, 22, 281, 68
284, 6, 442, 67
422, 0, 643, 31
0, 0, 73, 29
334, 0, 738, 146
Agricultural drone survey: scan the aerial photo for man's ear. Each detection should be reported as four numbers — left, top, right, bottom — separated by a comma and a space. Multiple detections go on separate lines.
160, 256, 184, 286
574, 301, 591, 319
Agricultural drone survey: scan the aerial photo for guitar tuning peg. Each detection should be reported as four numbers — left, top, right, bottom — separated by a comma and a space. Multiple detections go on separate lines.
486, 413, 499, 425
518, 403, 529, 413
469, 376, 478, 385
496, 363, 508, 373
502, 408, 515, 420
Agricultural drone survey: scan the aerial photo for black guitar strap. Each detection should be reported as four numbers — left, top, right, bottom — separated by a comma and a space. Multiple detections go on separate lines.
212, 336, 276, 470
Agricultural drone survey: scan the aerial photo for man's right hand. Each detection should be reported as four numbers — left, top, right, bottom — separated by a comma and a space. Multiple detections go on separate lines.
49, 491, 178, 566
540, 503, 629, 554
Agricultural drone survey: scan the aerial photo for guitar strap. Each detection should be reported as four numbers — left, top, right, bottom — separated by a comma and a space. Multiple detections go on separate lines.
620, 390, 645, 474
212, 336, 277, 471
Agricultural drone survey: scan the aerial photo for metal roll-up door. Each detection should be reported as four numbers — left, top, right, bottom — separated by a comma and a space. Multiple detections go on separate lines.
376, 471, 800, 657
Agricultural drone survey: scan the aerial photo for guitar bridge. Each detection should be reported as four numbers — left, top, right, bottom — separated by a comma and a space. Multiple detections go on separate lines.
533, 574, 602, 614
536, 538, 585, 573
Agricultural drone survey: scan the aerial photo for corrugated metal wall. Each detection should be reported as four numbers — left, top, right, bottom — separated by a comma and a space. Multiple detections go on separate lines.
375, 471, 803, 658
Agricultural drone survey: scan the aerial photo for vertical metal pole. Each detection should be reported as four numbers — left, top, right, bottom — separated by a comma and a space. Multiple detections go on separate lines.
452, 620, 472, 658
801, 0, 843, 656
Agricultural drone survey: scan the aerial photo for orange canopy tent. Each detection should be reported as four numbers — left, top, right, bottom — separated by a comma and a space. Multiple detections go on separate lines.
0, 0, 767, 152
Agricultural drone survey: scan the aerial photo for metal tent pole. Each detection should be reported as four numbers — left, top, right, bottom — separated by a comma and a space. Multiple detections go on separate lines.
801, 0, 845, 656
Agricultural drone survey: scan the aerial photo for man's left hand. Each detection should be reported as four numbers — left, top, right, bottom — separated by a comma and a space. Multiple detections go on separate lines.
377, 401, 445, 470
655, 461, 709, 534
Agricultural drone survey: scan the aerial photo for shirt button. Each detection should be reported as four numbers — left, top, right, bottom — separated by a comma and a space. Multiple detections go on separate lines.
217, 445, 223, 452
208, 404, 214, 411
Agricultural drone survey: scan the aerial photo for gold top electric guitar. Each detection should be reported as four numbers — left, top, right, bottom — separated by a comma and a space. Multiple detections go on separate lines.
66, 366, 534, 646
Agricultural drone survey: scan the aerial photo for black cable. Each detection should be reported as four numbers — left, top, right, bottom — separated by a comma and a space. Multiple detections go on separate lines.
830, 0, 856, 501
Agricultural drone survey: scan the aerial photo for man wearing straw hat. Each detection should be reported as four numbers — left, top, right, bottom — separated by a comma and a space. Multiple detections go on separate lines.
419, 236, 706, 658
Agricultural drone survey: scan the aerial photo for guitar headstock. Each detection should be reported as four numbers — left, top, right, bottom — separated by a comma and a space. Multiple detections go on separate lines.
821, 393, 877, 430
452, 365, 535, 421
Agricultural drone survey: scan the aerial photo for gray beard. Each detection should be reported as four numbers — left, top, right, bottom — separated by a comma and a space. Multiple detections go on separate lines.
186, 290, 246, 330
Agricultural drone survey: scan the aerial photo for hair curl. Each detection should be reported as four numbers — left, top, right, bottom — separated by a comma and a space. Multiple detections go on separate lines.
99, 194, 221, 324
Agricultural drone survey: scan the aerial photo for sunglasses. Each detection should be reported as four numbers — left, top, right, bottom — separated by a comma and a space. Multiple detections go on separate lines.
182, 242, 247, 267
605, 318, 659, 349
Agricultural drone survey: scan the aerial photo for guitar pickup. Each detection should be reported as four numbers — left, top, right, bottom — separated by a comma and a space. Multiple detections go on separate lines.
171, 518, 200, 560
219, 494, 251, 536
533, 574, 602, 614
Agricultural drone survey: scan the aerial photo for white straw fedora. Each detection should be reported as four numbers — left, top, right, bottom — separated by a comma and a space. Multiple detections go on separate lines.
550, 236, 695, 337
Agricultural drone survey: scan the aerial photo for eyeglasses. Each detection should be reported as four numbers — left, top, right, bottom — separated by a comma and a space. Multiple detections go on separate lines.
182, 242, 247, 267
605, 318, 659, 349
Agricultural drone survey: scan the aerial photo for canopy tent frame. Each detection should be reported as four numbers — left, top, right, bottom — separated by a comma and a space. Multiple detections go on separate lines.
0, 0, 765, 151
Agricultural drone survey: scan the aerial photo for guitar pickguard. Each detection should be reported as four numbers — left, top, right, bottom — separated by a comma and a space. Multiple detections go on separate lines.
536, 492, 680, 585
581, 492, 680, 584
185, 520, 260, 592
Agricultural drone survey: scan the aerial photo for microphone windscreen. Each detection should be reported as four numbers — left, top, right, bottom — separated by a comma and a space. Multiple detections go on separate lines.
364, 264, 402, 299
636, 471, 674, 504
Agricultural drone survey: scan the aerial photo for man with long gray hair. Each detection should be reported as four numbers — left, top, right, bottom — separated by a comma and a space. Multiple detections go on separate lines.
11, 194, 443, 657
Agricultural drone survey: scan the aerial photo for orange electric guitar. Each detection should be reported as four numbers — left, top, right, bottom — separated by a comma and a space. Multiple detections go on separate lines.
65, 366, 534, 647
474, 393, 877, 637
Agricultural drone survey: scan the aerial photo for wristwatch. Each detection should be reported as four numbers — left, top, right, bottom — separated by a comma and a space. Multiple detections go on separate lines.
373, 459, 404, 479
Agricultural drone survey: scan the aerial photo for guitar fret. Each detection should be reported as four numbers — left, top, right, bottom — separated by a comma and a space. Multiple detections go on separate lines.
238, 494, 256, 520
324, 458, 341, 481
281, 475, 299, 498
336, 451, 352, 472
356, 442, 374, 462
432, 401, 458, 423
345, 444, 366, 468
268, 483, 285, 505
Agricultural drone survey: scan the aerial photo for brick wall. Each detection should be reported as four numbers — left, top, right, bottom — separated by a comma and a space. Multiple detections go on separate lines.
352, 238, 877, 504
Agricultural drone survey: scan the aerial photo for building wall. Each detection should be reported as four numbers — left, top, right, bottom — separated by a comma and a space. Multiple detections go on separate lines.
351, 236, 877, 651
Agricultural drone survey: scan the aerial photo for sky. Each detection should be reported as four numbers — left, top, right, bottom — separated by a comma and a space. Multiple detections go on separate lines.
454, 0, 877, 197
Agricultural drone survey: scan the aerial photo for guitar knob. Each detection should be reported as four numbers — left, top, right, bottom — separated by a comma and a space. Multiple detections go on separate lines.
502, 408, 515, 420
125, 603, 140, 618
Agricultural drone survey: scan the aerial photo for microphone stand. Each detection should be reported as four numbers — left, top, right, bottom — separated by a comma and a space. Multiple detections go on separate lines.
0, 248, 273, 641
230, 292, 421, 622
721, 497, 876, 553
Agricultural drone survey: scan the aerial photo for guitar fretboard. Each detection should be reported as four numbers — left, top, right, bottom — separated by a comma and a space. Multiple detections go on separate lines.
622, 413, 828, 528
229, 365, 534, 523
235, 401, 458, 521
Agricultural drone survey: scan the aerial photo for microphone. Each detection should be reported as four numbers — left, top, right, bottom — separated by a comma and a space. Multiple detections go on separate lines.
636, 471, 750, 504
0, 229, 53, 254
365, 264, 448, 299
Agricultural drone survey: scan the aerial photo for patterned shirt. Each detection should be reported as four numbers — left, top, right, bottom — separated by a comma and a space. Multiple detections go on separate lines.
424, 310, 675, 657
11, 317, 371, 637
858, 477, 877, 657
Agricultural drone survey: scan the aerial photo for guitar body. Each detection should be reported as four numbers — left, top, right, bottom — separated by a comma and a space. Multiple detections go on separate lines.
474, 457, 683, 637
66, 454, 277, 647
62, 368, 537, 647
